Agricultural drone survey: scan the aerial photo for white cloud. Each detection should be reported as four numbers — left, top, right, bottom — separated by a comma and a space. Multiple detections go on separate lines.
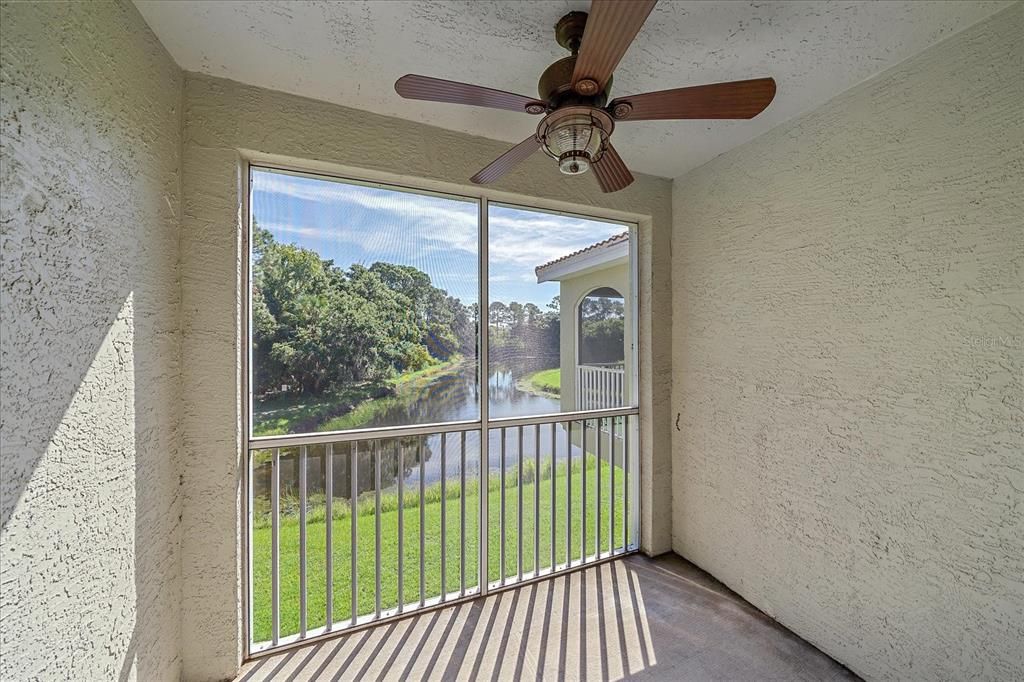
259, 222, 334, 239
253, 169, 627, 270
254, 171, 478, 254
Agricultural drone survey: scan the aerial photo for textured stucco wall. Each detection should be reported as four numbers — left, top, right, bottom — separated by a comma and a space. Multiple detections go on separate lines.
179, 73, 672, 679
671, 4, 1023, 680
0, 1, 183, 680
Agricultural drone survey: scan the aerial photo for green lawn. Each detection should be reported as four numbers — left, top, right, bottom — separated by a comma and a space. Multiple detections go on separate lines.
523, 367, 561, 396
252, 453, 627, 643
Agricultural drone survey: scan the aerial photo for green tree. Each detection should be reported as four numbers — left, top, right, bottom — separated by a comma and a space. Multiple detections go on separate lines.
252, 227, 478, 398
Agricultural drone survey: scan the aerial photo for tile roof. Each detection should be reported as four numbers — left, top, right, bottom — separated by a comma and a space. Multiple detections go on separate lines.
534, 231, 629, 276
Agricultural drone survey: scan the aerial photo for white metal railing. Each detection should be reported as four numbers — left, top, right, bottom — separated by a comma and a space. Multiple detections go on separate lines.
247, 407, 639, 654
576, 364, 625, 411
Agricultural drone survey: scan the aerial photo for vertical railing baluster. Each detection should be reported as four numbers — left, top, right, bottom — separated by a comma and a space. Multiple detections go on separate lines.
418, 436, 425, 607
581, 420, 588, 562
499, 427, 506, 585
534, 424, 540, 575
460, 431, 466, 596
441, 434, 447, 600
550, 422, 556, 572
517, 425, 523, 582
479, 428, 489, 594
610, 418, 616, 553
566, 421, 572, 567
299, 445, 308, 637
596, 417, 602, 558
271, 448, 280, 646
398, 441, 404, 613
326, 443, 333, 631
351, 442, 358, 624
374, 441, 381, 619
575, 368, 579, 410
623, 416, 630, 550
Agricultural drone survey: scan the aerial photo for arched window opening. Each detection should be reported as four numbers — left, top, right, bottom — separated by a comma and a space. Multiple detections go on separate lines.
577, 287, 625, 368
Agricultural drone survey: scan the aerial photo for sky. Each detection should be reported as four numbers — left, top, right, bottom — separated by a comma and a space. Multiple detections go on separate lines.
250, 168, 629, 308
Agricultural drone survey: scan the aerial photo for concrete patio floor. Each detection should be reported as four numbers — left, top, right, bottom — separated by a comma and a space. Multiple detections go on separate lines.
236, 554, 856, 681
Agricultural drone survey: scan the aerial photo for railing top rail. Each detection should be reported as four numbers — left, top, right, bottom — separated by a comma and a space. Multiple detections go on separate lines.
248, 406, 639, 450
487, 406, 636, 429
250, 419, 479, 449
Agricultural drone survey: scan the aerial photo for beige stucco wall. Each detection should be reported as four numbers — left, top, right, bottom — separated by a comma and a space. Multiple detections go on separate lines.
0, 1, 184, 680
670, 3, 1024, 680
179, 73, 673, 678
557, 261, 633, 412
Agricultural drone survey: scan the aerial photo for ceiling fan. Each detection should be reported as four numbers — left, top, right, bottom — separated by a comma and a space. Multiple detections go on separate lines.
395, 0, 776, 193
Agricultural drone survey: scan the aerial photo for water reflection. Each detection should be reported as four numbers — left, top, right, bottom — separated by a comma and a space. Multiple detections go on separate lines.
335, 356, 563, 430
254, 357, 617, 502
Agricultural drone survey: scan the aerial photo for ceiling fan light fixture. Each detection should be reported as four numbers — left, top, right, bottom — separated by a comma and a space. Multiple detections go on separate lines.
537, 107, 614, 176
558, 150, 592, 175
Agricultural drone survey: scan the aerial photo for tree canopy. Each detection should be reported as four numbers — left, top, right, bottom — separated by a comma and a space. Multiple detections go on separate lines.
252, 226, 560, 398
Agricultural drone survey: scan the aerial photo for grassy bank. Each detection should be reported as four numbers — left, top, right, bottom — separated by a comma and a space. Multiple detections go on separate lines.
520, 367, 561, 398
251, 454, 627, 643
253, 356, 464, 436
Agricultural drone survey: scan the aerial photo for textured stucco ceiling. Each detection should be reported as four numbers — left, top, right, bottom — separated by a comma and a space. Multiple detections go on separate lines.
135, 0, 1008, 179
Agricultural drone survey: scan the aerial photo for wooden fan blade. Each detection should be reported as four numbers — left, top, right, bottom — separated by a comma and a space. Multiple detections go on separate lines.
572, 0, 657, 95
592, 143, 634, 193
395, 74, 547, 114
471, 136, 541, 184
609, 78, 777, 120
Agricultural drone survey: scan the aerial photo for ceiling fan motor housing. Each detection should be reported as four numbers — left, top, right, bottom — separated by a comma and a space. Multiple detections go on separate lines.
540, 12, 611, 109
538, 57, 612, 108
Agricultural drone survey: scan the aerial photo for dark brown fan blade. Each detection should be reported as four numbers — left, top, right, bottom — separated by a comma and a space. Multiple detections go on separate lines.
592, 143, 634, 193
609, 78, 777, 120
471, 136, 542, 184
572, 0, 657, 95
395, 75, 547, 114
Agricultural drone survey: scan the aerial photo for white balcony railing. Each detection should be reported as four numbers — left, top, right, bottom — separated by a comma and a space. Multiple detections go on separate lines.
247, 407, 639, 655
575, 364, 625, 411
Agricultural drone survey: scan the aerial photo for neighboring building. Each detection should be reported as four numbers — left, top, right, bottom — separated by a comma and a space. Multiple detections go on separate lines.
536, 232, 634, 413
